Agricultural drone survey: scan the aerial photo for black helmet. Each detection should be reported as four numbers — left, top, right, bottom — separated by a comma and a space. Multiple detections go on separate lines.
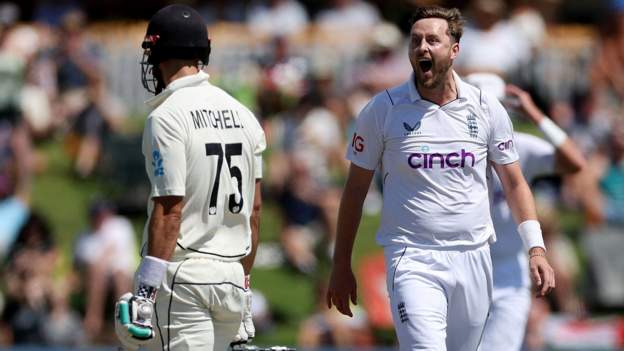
141, 4, 211, 94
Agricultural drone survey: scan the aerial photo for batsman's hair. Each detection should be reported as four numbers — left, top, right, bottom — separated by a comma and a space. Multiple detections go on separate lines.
410, 6, 465, 43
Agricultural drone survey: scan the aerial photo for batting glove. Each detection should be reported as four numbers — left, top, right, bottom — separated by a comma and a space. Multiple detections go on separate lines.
115, 292, 156, 351
231, 275, 255, 346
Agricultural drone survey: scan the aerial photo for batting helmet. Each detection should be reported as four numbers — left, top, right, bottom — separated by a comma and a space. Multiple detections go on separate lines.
140, 4, 211, 94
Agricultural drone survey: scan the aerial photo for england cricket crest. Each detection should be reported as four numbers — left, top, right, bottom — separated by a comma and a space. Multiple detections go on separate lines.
466, 113, 478, 138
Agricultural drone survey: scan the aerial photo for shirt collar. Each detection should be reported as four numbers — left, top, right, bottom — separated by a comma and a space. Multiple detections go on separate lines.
407, 70, 464, 103
145, 70, 210, 109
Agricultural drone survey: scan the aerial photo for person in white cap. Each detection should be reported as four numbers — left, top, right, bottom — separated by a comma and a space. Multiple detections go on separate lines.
465, 72, 585, 351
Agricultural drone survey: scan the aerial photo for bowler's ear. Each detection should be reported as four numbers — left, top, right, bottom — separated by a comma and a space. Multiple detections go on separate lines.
450, 42, 459, 60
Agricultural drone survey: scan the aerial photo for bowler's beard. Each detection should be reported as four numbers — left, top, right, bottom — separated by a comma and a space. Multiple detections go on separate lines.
416, 57, 453, 90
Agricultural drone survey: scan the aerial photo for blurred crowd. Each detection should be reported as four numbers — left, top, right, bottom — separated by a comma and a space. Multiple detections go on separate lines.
0, 0, 623, 349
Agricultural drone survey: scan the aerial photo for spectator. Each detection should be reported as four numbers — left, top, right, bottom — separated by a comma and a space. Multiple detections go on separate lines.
350, 21, 411, 93
316, 0, 380, 33
272, 84, 346, 274
455, 0, 532, 78
54, 9, 123, 178
589, 0, 624, 114
73, 199, 136, 339
247, 0, 309, 38
198, 0, 248, 24
0, 212, 84, 346
577, 120, 624, 227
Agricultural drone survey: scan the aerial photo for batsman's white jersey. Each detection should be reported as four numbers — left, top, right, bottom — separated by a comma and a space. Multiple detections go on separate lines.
349, 72, 519, 351
141, 71, 266, 261
480, 132, 555, 351
348, 72, 518, 248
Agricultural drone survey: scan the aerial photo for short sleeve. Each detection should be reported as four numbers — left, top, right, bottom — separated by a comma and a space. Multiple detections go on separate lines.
346, 100, 383, 170
142, 113, 187, 197
486, 95, 519, 165
252, 115, 266, 179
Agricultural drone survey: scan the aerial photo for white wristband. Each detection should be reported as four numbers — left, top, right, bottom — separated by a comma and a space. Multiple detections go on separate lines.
137, 255, 168, 288
517, 220, 546, 251
538, 117, 567, 147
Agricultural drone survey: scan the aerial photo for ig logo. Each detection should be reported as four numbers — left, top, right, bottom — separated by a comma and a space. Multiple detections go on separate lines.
351, 133, 365, 153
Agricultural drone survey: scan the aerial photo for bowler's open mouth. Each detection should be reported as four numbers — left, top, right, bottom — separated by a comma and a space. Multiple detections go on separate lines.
418, 59, 433, 73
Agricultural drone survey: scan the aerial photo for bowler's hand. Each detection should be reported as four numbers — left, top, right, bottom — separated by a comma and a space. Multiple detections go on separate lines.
529, 247, 556, 297
326, 263, 357, 317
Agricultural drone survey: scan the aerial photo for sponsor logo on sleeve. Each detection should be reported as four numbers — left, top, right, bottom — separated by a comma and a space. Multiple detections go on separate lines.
351, 133, 365, 153
497, 139, 514, 151
152, 150, 164, 177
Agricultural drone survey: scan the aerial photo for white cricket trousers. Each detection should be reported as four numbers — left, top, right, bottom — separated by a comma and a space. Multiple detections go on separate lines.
384, 243, 493, 351
146, 258, 246, 351
479, 287, 531, 351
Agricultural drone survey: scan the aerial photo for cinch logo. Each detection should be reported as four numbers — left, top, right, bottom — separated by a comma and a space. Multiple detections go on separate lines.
497, 139, 514, 151
408, 149, 475, 169
351, 133, 364, 152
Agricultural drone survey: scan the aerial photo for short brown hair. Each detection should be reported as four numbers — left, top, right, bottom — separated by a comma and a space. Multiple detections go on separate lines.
410, 6, 464, 43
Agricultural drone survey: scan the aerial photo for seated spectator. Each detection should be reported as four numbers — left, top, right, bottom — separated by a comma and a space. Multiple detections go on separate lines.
198, 0, 248, 24
454, 0, 532, 78
577, 120, 624, 226
0, 212, 84, 346
247, 0, 309, 38
316, 0, 380, 33
0, 123, 32, 260
73, 199, 136, 339
589, 0, 624, 113
271, 86, 345, 274
350, 22, 411, 93
54, 10, 123, 178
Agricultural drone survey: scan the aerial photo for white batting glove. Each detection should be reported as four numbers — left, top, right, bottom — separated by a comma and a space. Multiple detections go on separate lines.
115, 292, 156, 351
231, 275, 255, 346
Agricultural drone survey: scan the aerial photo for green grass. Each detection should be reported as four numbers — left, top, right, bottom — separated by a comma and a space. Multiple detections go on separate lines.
31, 139, 105, 274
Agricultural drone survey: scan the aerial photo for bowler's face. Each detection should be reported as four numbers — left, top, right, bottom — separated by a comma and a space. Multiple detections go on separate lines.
409, 18, 459, 89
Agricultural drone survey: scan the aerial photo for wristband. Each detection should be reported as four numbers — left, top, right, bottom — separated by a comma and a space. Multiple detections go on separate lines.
538, 117, 567, 147
137, 255, 168, 289
517, 220, 546, 251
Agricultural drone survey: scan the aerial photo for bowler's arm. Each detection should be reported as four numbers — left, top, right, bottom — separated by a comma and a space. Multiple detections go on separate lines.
493, 161, 537, 227
327, 163, 374, 316
333, 164, 375, 268
493, 161, 556, 296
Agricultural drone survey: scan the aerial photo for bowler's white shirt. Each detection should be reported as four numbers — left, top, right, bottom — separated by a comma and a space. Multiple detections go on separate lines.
141, 71, 266, 261
348, 72, 518, 248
